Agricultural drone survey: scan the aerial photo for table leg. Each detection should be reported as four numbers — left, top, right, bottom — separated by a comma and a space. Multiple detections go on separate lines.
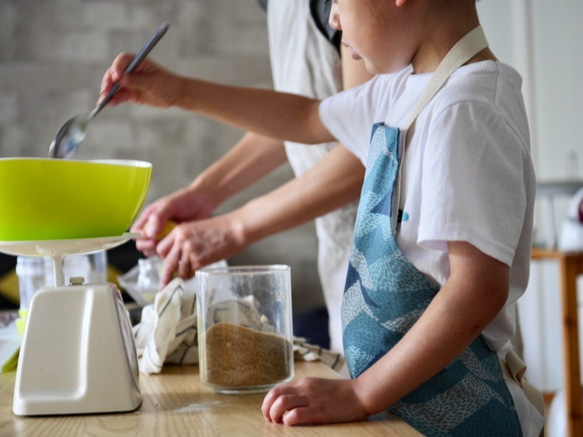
560, 256, 583, 437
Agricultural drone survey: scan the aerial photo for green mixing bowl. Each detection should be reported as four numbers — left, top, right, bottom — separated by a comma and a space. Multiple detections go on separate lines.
0, 158, 152, 241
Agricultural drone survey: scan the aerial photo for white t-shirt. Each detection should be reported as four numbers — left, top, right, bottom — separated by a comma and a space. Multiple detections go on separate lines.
320, 61, 543, 436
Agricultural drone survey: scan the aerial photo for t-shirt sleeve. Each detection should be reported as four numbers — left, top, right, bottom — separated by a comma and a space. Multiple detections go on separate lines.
417, 101, 529, 266
319, 77, 383, 165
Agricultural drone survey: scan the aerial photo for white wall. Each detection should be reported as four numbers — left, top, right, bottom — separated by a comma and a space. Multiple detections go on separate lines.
478, 0, 583, 392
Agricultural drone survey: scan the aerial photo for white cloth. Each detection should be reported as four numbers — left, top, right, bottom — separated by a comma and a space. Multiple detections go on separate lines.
320, 61, 544, 436
267, 0, 358, 354
133, 278, 199, 374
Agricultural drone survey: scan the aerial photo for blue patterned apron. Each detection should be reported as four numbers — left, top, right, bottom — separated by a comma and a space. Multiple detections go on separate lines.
341, 27, 523, 437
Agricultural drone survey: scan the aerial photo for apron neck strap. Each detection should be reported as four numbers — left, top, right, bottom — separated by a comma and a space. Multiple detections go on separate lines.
392, 26, 488, 237
403, 25, 489, 130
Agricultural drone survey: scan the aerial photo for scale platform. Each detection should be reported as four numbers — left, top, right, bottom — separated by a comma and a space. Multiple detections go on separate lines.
0, 233, 142, 416
0, 233, 139, 287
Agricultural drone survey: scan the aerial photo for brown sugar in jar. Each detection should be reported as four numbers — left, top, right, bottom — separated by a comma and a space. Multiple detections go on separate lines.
201, 322, 292, 389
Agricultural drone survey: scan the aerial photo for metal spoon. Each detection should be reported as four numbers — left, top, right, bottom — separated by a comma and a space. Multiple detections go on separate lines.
49, 22, 170, 159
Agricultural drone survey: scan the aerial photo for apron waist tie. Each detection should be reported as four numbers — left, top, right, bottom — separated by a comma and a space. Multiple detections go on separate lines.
500, 350, 545, 417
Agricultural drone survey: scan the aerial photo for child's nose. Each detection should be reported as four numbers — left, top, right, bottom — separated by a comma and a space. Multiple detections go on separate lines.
328, 4, 341, 31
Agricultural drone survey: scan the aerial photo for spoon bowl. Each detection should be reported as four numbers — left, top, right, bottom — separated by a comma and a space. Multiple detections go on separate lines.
49, 22, 169, 159
49, 110, 95, 159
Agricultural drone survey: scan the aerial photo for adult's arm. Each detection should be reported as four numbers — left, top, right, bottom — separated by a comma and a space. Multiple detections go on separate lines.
236, 144, 363, 245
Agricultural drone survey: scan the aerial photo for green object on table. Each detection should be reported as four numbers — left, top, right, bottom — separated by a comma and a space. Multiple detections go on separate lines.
16, 309, 27, 338
1, 347, 19, 373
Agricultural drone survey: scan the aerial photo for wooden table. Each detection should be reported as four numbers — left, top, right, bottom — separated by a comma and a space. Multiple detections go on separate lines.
531, 248, 583, 437
0, 361, 421, 437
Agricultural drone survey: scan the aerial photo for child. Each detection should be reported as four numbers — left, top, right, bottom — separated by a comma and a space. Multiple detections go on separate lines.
101, 0, 544, 435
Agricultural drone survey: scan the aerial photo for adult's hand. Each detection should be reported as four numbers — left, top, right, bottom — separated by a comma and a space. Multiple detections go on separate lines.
131, 186, 217, 256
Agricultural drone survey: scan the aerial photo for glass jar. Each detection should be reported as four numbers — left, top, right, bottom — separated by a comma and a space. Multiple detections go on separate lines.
15, 256, 50, 336
136, 257, 160, 303
196, 265, 294, 394
16, 256, 48, 311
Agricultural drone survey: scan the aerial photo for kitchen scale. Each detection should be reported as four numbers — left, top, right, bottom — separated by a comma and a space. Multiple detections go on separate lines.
0, 233, 141, 416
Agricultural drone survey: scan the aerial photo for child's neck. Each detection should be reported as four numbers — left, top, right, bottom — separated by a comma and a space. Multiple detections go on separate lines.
411, 25, 496, 74
408, 1, 488, 74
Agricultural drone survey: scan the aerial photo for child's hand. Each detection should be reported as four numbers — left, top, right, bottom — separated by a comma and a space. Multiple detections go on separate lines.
262, 377, 369, 426
99, 53, 183, 109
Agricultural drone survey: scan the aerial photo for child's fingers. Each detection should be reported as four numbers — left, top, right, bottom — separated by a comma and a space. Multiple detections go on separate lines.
110, 52, 135, 78
265, 392, 309, 424
99, 53, 133, 98
262, 384, 296, 422
262, 387, 281, 421
268, 395, 296, 424
281, 406, 318, 426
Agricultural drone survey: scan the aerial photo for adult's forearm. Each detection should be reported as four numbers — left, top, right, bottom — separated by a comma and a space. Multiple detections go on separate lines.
175, 77, 334, 145
234, 144, 364, 244
189, 132, 288, 208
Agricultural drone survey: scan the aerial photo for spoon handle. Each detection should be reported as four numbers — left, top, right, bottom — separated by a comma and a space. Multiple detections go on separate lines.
93, 22, 170, 117
124, 22, 170, 75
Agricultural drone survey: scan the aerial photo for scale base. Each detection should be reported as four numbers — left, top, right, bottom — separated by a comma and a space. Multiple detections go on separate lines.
13, 282, 141, 416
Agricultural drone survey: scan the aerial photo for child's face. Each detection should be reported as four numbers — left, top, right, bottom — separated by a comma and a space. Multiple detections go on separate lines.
329, 0, 416, 75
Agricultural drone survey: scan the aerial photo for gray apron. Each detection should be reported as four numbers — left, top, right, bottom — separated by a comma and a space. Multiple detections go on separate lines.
342, 27, 523, 437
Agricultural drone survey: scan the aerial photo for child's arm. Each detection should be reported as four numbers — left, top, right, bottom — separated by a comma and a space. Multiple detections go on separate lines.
100, 53, 334, 145
262, 241, 509, 425
230, 144, 364, 245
